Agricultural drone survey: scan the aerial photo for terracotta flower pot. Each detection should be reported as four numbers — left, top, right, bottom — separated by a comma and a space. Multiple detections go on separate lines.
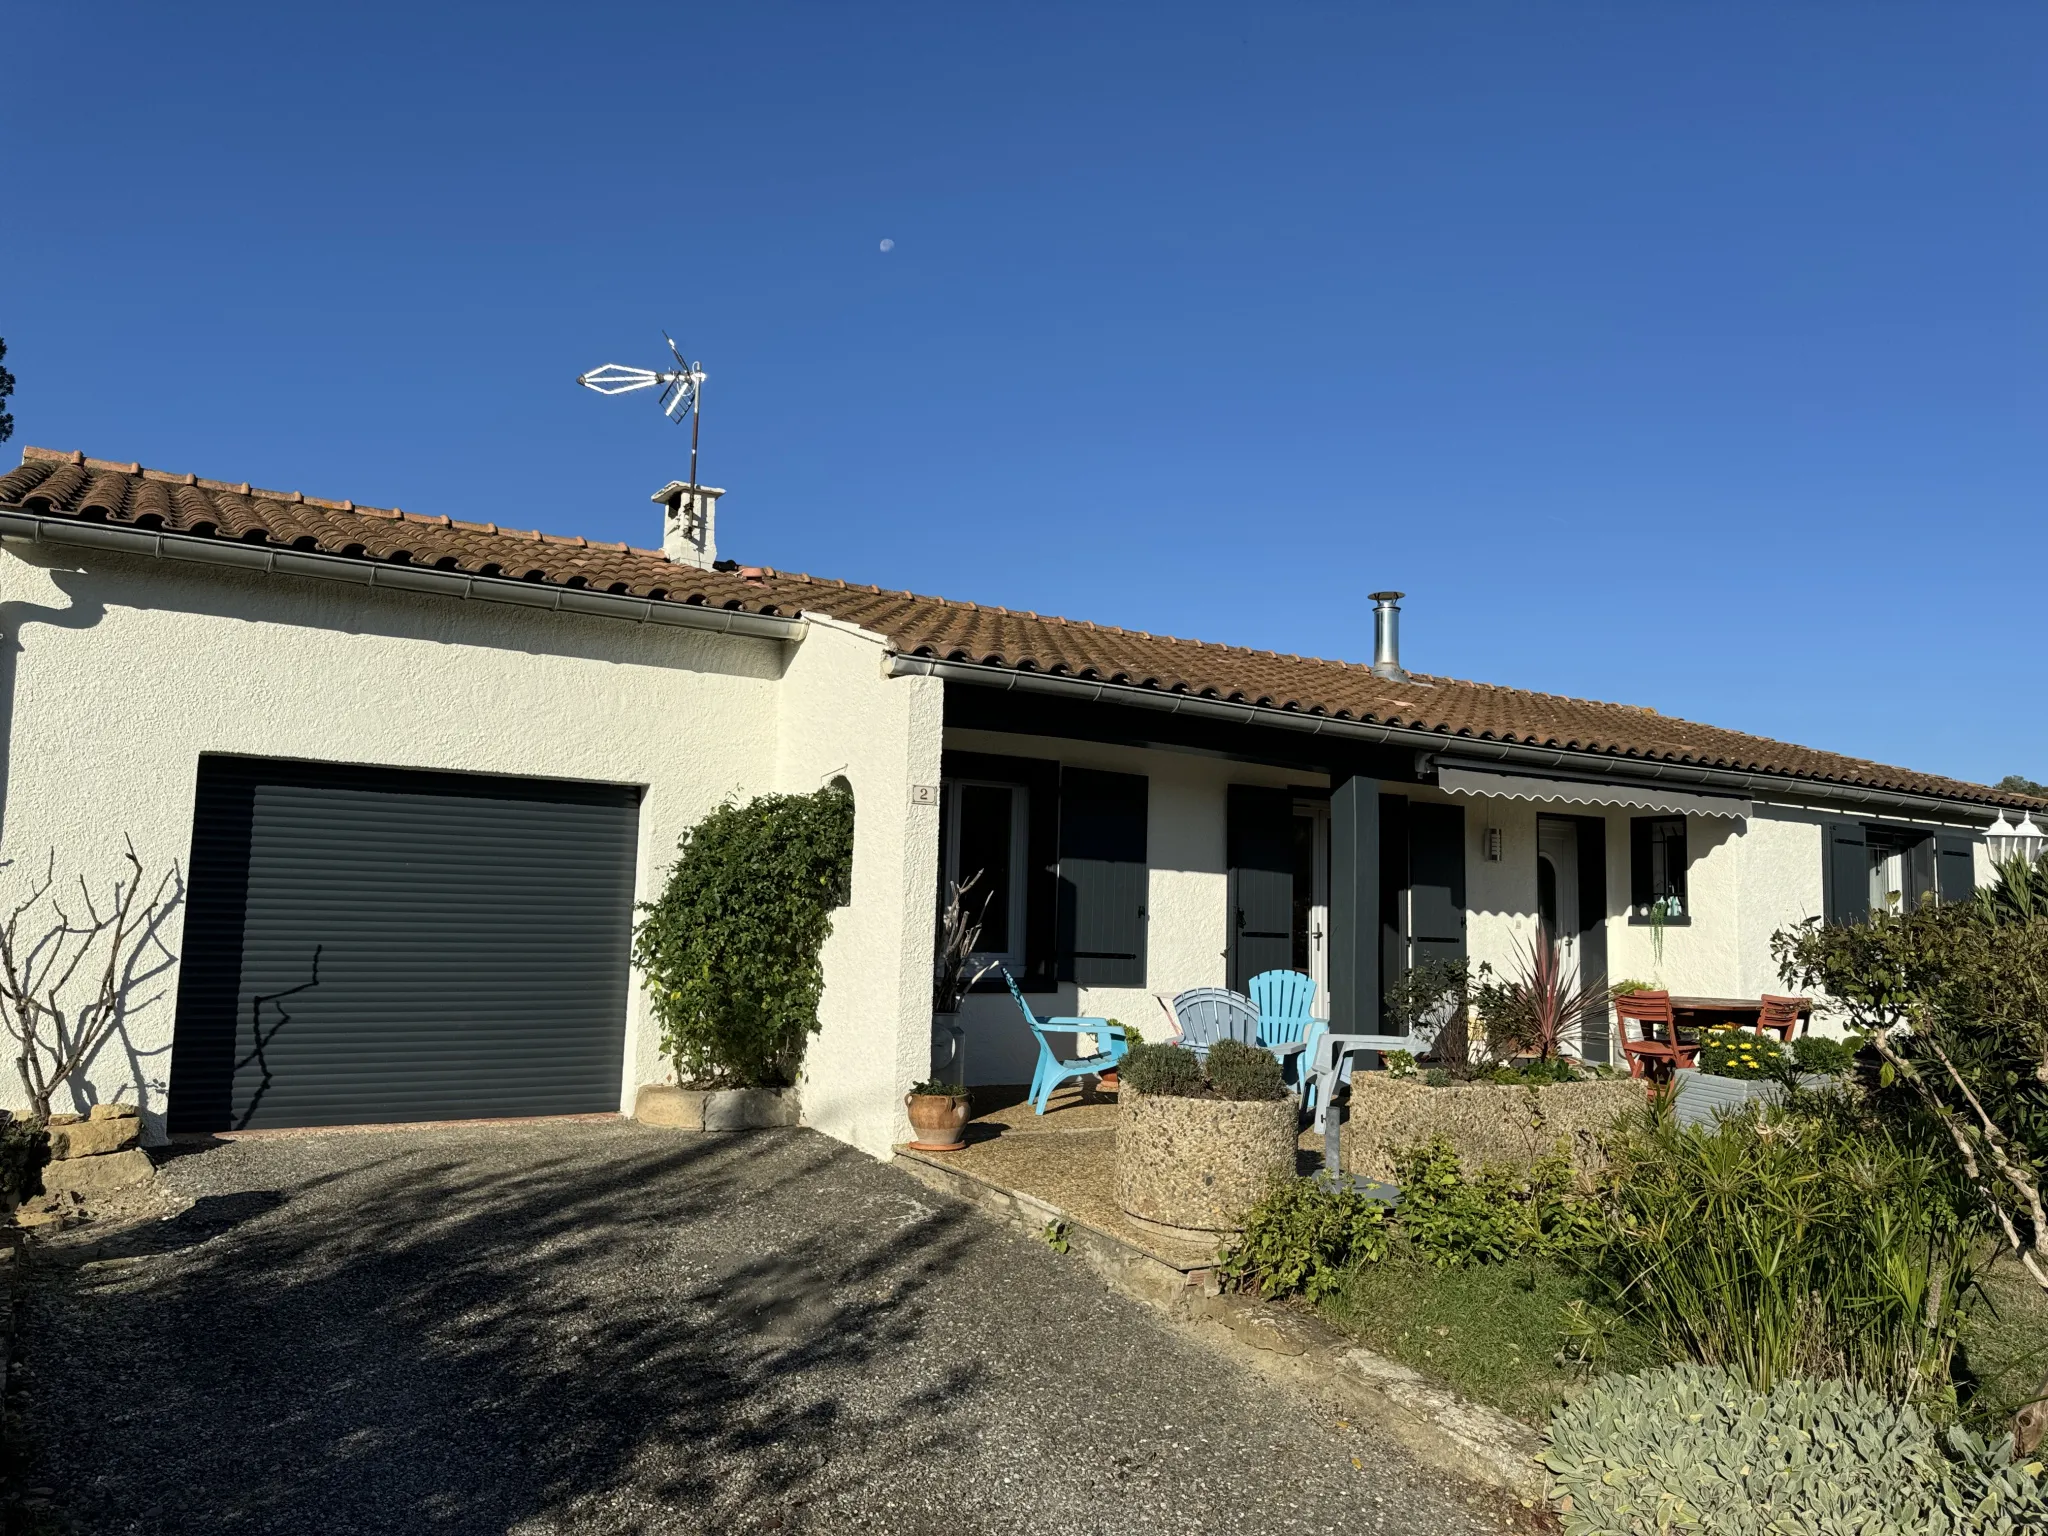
905, 1091, 971, 1152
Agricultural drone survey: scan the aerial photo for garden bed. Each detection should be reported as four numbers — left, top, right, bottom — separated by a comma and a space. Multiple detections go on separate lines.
1340, 1074, 1643, 1182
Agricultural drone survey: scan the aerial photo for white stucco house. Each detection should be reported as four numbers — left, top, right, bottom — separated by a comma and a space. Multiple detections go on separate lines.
1, 446, 2034, 1157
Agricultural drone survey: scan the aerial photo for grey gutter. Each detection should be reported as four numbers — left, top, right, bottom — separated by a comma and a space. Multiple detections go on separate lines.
0, 507, 807, 643
887, 653, 1996, 828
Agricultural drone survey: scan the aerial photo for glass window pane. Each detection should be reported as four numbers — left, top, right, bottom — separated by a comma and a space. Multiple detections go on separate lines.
957, 785, 1014, 952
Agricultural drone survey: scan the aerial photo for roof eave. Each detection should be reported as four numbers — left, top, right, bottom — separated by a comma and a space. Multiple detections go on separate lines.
893, 653, 2002, 827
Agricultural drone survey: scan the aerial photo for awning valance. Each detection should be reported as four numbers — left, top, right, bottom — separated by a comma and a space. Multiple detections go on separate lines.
1434, 765, 1751, 820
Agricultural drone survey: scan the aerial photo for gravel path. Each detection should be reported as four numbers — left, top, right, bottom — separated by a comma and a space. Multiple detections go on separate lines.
18, 1122, 1534, 1534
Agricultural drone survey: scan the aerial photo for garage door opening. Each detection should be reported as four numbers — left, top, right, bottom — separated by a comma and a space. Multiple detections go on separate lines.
168, 756, 641, 1133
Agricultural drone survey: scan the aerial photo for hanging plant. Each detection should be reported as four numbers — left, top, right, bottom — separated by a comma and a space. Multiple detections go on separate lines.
632, 784, 854, 1089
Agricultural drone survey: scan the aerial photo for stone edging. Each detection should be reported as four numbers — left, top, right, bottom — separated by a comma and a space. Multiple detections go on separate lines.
892, 1149, 1546, 1503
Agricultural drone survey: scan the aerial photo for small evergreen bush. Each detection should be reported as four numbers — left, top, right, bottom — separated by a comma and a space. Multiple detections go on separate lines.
632, 784, 854, 1088
1205, 1038, 1287, 1101
1698, 1025, 1786, 1080
1790, 1032, 1863, 1076
1121, 1042, 1203, 1097
1219, 1175, 1391, 1301
1543, 1363, 2048, 1536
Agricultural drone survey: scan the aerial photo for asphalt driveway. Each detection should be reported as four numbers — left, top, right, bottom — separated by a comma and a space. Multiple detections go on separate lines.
18, 1122, 1528, 1534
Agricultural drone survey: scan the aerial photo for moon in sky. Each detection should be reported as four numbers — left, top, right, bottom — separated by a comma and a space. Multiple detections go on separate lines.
879, 238, 895, 252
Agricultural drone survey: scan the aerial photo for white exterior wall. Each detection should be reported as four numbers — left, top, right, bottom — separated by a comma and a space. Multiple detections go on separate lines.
774, 616, 944, 1157
0, 541, 933, 1152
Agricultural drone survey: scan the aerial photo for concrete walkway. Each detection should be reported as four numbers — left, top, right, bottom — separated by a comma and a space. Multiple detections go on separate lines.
18, 1122, 1537, 1534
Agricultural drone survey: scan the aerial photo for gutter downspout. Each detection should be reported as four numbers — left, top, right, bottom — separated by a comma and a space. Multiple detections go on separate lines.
0, 508, 807, 644
886, 653, 1997, 828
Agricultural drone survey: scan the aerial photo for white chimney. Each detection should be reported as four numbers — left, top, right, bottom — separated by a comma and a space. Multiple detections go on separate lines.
651, 481, 726, 568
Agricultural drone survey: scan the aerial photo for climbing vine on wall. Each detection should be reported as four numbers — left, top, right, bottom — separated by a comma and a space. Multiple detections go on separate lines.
632, 783, 854, 1089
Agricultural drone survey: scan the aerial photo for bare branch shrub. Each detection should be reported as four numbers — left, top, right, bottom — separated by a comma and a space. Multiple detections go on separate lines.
0, 840, 182, 1117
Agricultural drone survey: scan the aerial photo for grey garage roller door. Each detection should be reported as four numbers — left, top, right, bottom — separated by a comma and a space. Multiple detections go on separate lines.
168, 756, 640, 1133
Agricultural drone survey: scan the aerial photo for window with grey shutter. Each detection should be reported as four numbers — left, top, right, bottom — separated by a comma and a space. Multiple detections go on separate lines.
1936, 835, 1976, 904
1057, 768, 1148, 986
1228, 785, 1294, 989
1408, 803, 1467, 967
1823, 822, 1870, 926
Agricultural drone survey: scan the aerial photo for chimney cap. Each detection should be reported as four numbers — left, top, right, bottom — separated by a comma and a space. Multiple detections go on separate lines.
1369, 590, 1404, 603
650, 481, 727, 504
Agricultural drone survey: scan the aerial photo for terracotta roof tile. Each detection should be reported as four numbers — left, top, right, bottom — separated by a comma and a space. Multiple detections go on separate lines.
3, 446, 2033, 812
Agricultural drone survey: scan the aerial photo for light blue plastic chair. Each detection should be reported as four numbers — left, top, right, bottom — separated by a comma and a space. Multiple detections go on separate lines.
1168, 987, 1262, 1063
1005, 970, 1129, 1114
1251, 968, 1324, 1098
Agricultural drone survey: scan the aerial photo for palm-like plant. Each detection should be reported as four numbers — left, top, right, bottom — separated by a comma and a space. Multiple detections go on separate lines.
1506, 928, 1605, 1062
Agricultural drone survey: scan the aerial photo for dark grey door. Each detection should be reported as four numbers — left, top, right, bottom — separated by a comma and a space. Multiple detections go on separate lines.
169, 756, 640, 1133
1228, 785, 1294, 990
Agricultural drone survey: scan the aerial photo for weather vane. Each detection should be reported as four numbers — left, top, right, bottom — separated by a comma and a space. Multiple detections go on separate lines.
577, 333, 708, 489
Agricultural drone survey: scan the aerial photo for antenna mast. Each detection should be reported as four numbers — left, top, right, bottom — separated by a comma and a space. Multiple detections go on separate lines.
576, 332, 708, 490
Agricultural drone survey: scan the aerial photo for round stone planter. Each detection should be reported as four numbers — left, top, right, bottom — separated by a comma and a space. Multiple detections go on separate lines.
904, 1091, 972, 1152
1115, 1087, 1298, 1241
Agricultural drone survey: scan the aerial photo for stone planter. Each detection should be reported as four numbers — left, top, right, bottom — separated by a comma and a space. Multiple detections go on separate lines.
904, 1092, 971, 1151
1115, 1087, 1298, 1241
632, 1084, 799, 1132
1340, 1075, 1643, 1183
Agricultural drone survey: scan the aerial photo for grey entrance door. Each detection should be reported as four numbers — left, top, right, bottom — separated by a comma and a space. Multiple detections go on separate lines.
168, 756, 640, 1133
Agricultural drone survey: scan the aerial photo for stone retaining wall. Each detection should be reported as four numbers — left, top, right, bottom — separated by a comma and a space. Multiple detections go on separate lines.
1341, 1075, 1644, 1183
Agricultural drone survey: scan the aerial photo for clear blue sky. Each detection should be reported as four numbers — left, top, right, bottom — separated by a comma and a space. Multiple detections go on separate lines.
5, 4, 2042, 786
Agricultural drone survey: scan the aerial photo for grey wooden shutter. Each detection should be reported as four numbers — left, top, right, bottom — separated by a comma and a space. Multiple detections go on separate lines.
1823, 822, 1870, 926
1227, 785, 1294, 990
1575, 816, 1611, 1063
1936, 835, 1976, 904
1408, 802, 1467, 966
1057, 768, 1148, 986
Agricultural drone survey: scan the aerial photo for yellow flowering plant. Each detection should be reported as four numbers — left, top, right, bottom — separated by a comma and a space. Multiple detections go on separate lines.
1696, 1024, 1787, 1081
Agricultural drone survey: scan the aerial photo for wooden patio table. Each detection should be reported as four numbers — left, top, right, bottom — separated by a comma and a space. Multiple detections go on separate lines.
1667, 995, 1812, 1039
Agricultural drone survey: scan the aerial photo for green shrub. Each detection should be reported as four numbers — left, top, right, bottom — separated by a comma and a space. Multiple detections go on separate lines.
1790, 1032, 1863, 1076
1697, 1025, 1787, 1080
632, 785, 854, 1088
906, 1079, 970, 1099
1423, 1067, 1452, 1088
1384, 1049, 1417, 1079
1219, 1175, 1392, 1301
1205, 1038, 1287, 1101
1595, 1099, 1981, 1398
0, 1113, 48, 1208
1543, 1363, 2048, 1536
1122, 1042, 1203, 1097
1391, 1136, 1600, 1268
1485, 1057, 1583, 1086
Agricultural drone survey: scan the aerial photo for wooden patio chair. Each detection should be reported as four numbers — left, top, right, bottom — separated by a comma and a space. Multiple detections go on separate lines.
1615, 989, 1695, 1079
1004, 970, 1128, 1115
1756, 994, 1809, 1043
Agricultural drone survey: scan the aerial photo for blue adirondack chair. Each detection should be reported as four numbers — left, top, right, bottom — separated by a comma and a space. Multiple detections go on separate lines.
1250, 968, 1322, 1096
1168, 987, 1264, 1064
1005, 970, 1129, 1114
